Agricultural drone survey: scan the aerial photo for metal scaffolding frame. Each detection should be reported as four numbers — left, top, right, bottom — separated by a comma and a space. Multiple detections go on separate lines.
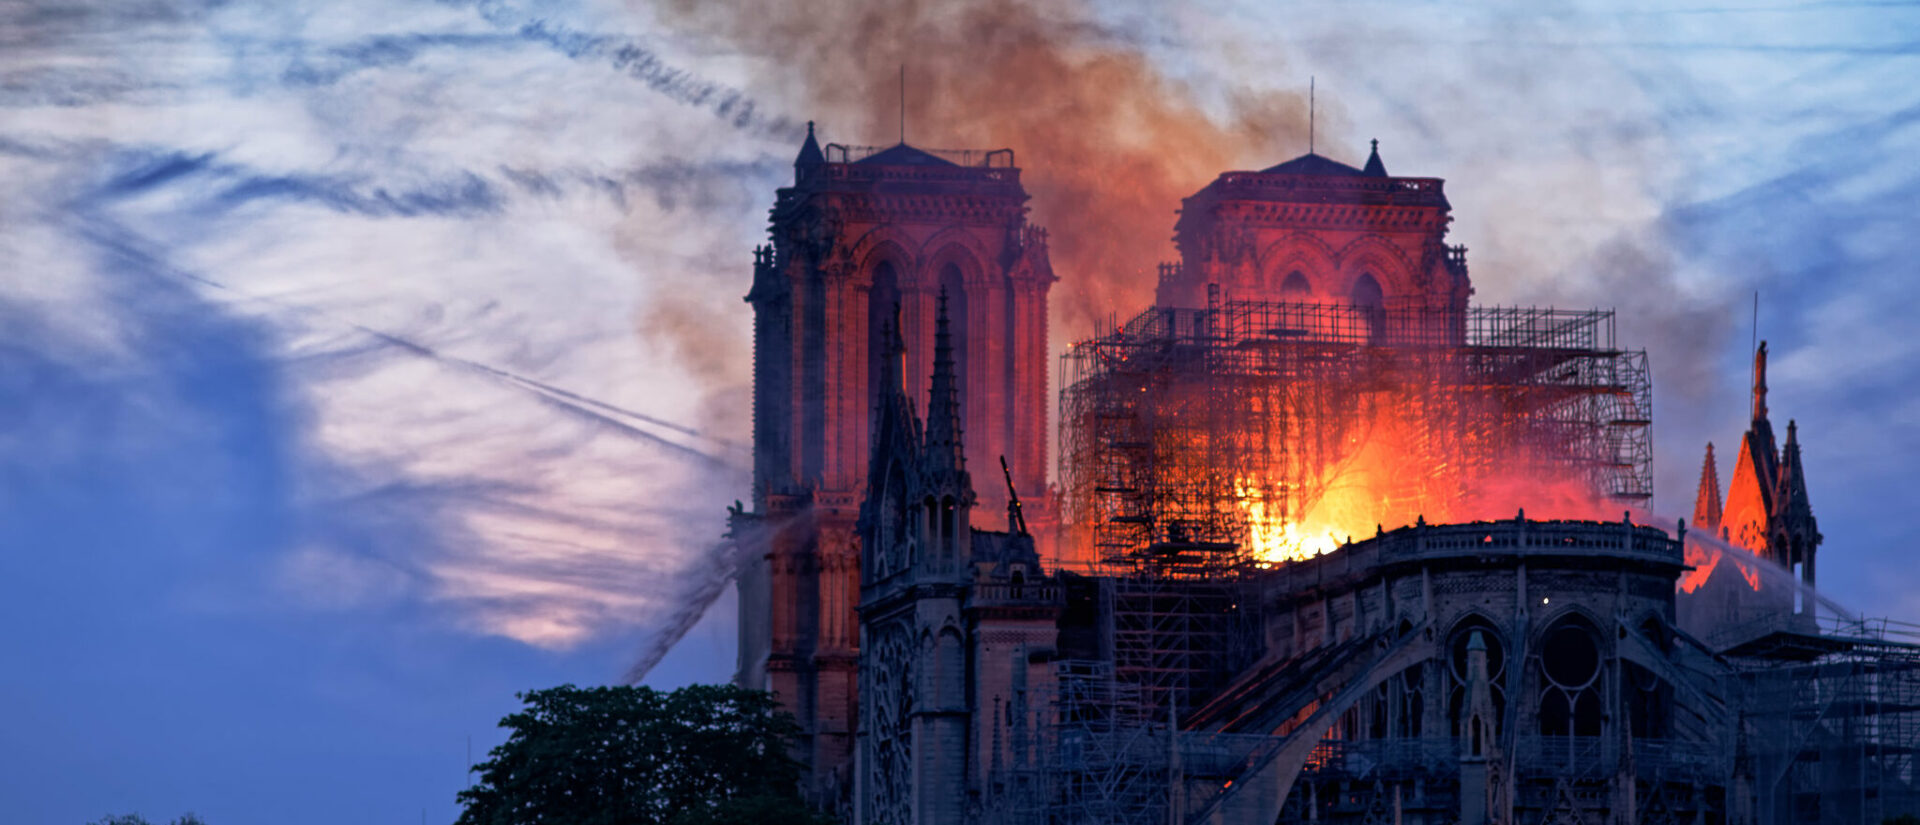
1058, 299, 1653, 566
1040, 660, 1169, 825
1728, 616, 1920, 825
1103, 553, 1258, 725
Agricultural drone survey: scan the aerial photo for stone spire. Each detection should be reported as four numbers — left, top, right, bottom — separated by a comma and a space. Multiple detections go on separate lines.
1725, 341, 1784, 561
1692, 443, 1723, 533
925, 287, 967, 478
868, 303, 917, 463
857, 302, 925, 586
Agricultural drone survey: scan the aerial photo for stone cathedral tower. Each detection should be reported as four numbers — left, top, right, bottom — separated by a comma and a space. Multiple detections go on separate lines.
1162, 142, 1471, 321
732, 124, 1057, 807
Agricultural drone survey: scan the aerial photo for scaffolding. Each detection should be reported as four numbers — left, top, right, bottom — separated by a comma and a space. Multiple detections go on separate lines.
1058, 299, 1653, 566
1042, 660, 1169, 825
1727, 616, 1920, 824
1104, 550, 1260, 725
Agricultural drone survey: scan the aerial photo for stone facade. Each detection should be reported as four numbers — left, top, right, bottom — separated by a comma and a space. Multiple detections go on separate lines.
734, 127, 1056, 808
854, 294, 1060, 825
1161, 142, 1471, 318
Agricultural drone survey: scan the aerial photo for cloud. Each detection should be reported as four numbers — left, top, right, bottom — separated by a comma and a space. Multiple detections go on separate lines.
0, 0, 781, 658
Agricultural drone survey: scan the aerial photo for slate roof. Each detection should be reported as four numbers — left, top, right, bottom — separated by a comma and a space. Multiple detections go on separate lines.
856, 143, 957, 166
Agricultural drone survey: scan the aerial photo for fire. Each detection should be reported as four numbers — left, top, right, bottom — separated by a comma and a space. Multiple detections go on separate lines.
1235, 476, 1346, 563
1678, 534, 1764, 594
1233, 403, 1629, 565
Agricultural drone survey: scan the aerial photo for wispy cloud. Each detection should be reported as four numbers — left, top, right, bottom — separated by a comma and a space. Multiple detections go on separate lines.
1, 0, 781, 658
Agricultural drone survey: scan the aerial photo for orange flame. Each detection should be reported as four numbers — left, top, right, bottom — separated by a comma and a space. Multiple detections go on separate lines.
1232, 402, 1628, 565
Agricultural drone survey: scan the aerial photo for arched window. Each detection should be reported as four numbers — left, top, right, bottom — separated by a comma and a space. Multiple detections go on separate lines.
1281, 270, 1311, 300
1537, 618, 1605, 737
1396, 664, 1424, 738
1351, 273, 1385, 341
1447, 618, 1507, 738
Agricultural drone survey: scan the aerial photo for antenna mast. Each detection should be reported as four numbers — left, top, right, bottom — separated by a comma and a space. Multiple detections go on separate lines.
899, 64, 906, 145
1309, 76, 1315, 155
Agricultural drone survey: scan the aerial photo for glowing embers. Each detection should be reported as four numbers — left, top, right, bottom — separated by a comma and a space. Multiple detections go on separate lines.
1057, 302, 1654, 569
1677, 532, 1764, 595
1235, 476, 1341, 563
1229, 401, 1622, 566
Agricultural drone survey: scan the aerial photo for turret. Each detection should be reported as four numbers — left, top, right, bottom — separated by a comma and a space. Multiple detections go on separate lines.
794, 120, 825, 169
1362, 138, 1387, 177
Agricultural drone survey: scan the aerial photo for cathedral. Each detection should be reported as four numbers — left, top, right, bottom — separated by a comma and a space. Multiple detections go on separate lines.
732, 125, 1920, 825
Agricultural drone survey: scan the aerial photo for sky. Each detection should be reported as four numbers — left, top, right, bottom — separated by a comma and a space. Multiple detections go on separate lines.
3, 0, 1918, 822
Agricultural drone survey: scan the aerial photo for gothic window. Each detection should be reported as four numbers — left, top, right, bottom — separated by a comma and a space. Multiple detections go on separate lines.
1537, 618, 1604, 737
1396, 664, 1424, 739
1281, 270, 1311, 300
1351, 273, 1385, 341
1446, 618, 1507, 738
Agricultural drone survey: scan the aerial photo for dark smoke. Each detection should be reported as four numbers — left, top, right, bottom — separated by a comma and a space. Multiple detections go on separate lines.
656, 0, 1315, 336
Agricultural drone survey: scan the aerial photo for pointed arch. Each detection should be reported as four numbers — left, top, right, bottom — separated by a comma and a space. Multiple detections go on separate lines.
920, 230, 996, 287
1280, 270, 1312, 299
1334, 234, 1417, 300
1445, 614, 1508, 738
847, 227, 922, 289
1259, 232, 1339, 299
1536, 611, 1608, 737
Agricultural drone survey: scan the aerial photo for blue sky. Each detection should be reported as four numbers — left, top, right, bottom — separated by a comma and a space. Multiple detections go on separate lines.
3, 1, 1917, 822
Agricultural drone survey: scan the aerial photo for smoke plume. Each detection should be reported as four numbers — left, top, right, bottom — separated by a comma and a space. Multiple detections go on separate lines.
659, 0, 1313, 334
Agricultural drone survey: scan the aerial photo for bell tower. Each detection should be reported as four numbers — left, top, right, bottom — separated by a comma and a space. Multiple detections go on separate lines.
1163, 140, 1471, 340
732, 124, 1056, 809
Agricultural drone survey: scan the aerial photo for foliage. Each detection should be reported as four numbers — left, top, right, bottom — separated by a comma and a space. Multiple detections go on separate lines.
457, 683, 834, 825
87, 815, 206, 825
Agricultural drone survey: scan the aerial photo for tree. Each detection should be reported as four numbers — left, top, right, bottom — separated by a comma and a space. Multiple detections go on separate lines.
86, 815, 206, 825
456, 683, 835, 825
